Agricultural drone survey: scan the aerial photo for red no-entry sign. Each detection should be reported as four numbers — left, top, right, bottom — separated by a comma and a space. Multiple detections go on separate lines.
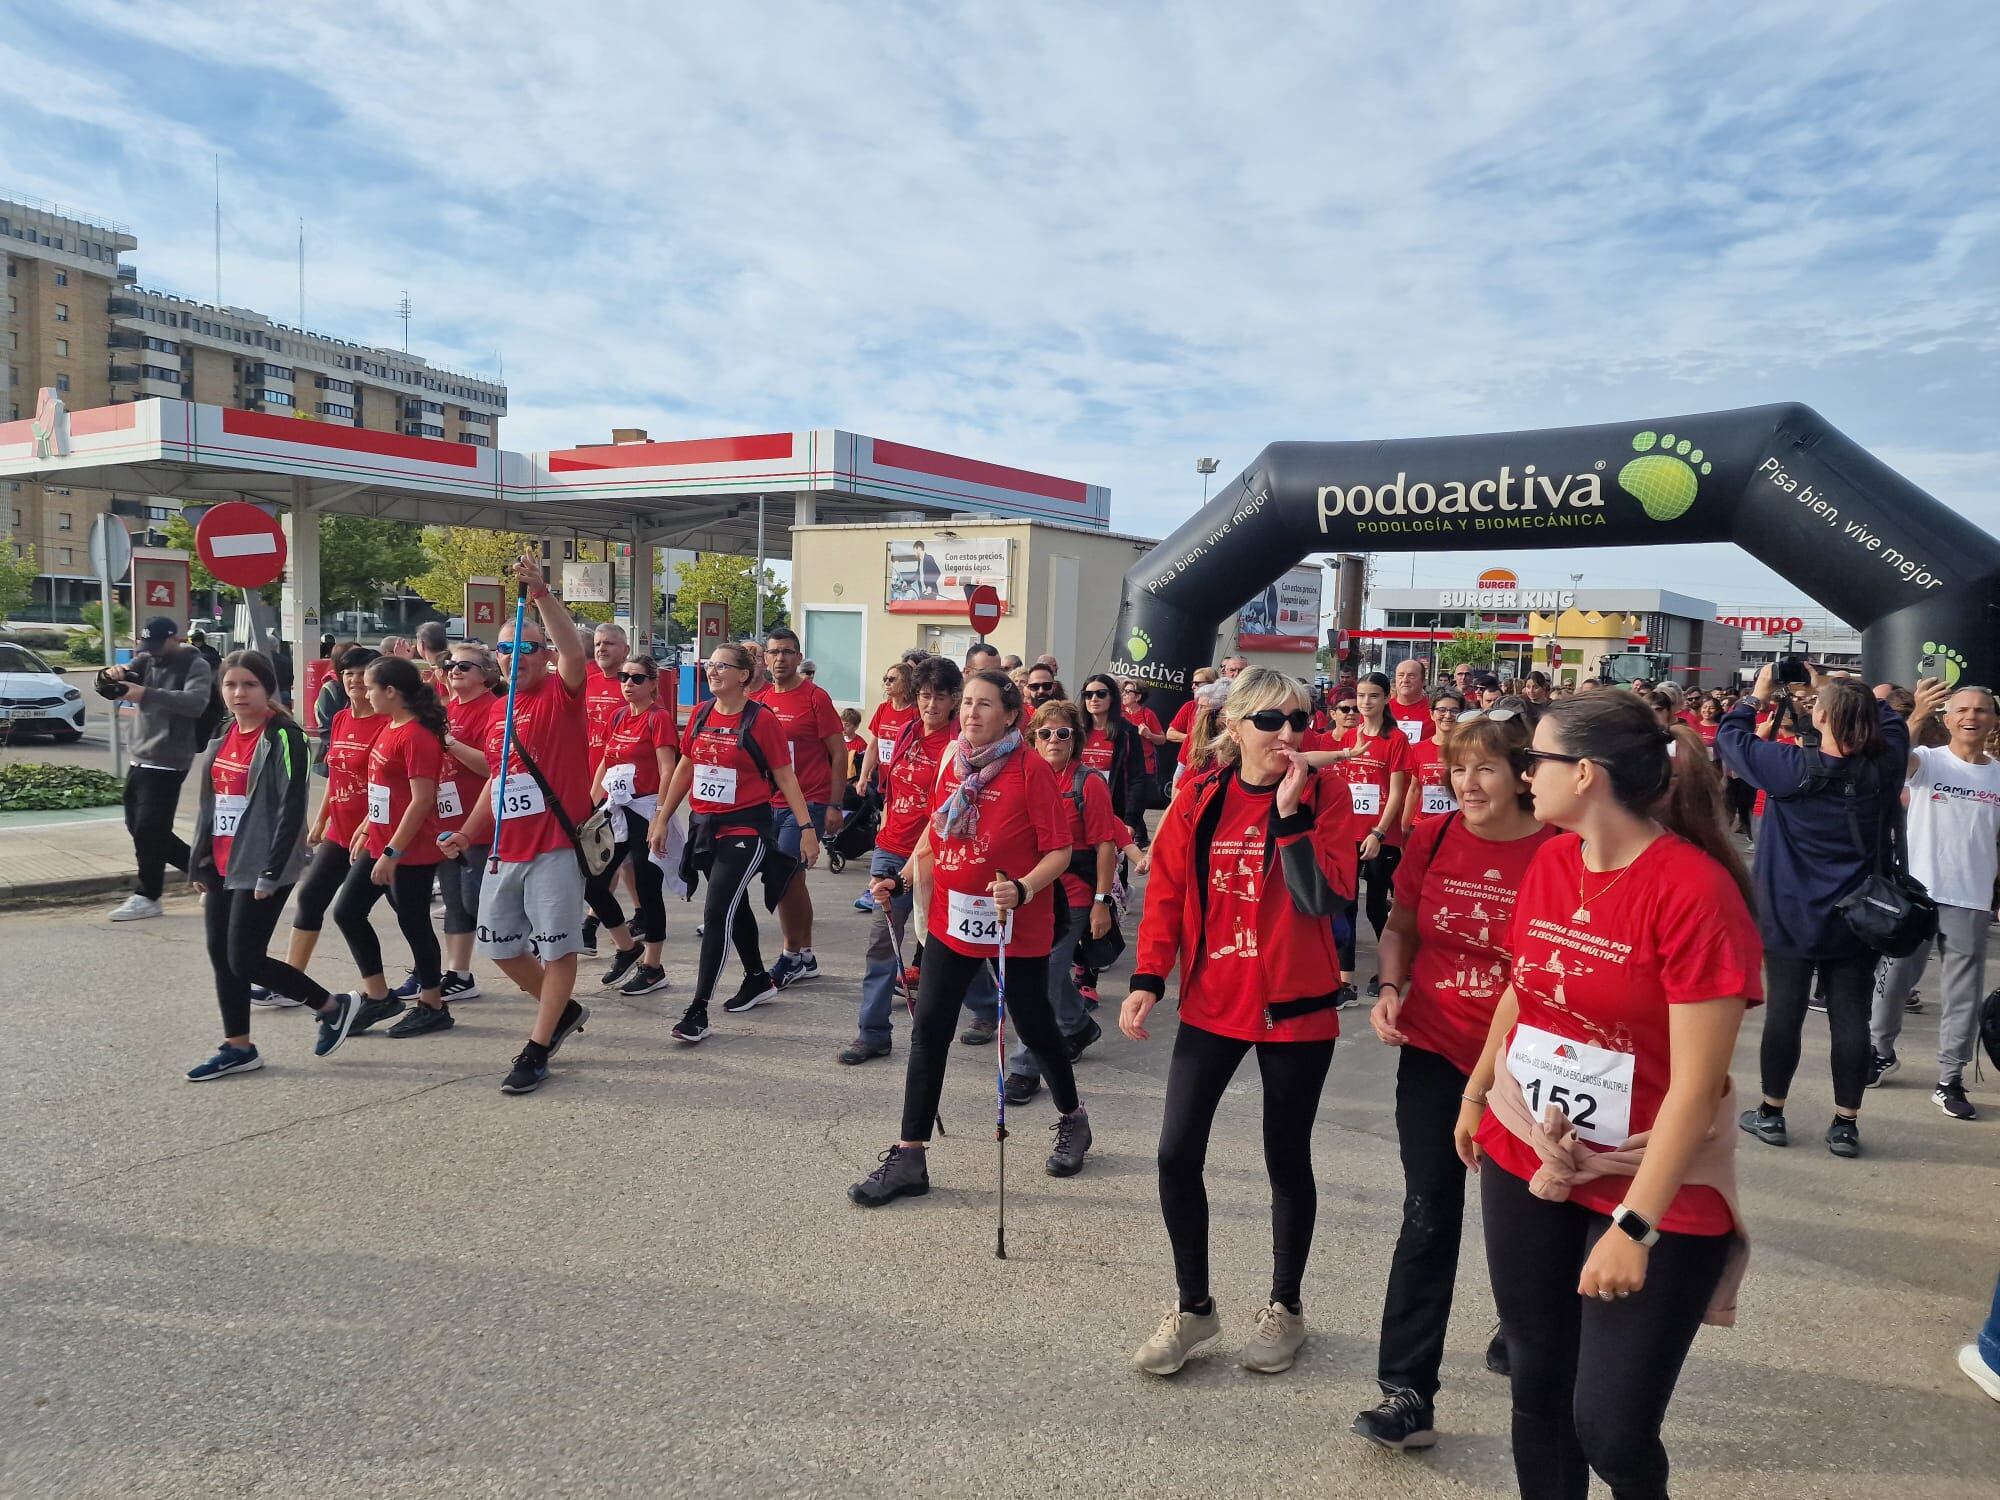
195, 502, 288, 589
967, 584, 1002, 637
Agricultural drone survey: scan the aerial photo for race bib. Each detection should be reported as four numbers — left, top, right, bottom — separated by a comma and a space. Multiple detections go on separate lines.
367, 783, 392, 825
434, 782, 463, 820
946, 888, 1015, 948
1349, 781, 1382, 816
212, 793, 247, 837
603, 762, 638, 800
693, 762, 738, 805
877, 737, 897, 764
491, 773, 545, 819
1506, 1023, 1635, 1146
1421, 784, 1456, 816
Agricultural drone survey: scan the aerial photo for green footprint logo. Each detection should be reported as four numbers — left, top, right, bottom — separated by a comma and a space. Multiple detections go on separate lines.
1126, 627, 1152, 662
1917, 640, 1967, 687
1618, 430, 1711, 522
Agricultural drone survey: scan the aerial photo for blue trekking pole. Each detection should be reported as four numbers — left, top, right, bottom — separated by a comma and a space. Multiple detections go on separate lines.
991, 874, 1011, 1261
486, 568, 530, 876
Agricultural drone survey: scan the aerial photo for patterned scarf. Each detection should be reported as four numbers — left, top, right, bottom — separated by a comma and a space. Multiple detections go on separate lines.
931, 728, 1022, 843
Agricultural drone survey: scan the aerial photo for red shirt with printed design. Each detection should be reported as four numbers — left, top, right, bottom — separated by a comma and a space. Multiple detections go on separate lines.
754, 678, 844, 805
1080, 727, 1116, 774
1476, 833, 1764, 1235
926, 745, 1069, 959
596, 704, 680, 800
1391, 814, 1556, 1074
209, 720, 265, 877
868, 700, 918, 769
1055, 761, 1127, 907
439, 692, 501, 834
365, 718, 446, 863
1403, 738, 1459, 823
323, 708, 389, 847
483, 672, 593, 864
1323, 721, 1412, 843
879, 720, 954, 857
585, 663, 627, 757
685, 701, 793, 837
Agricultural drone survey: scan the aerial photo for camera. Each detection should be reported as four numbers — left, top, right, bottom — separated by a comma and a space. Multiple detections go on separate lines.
1775, 655, 1811, 685
93, 656, 149, 700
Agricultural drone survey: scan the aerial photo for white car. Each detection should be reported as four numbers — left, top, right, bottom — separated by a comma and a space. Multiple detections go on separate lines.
0, 642, 88, 742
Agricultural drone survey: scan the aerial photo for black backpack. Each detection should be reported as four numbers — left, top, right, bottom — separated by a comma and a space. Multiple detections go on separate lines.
687, 697, 777, 785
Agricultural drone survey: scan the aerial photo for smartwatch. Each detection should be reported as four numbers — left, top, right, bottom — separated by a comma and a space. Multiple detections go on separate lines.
1093, 893, 1114, 904
1611, 1202, 1660, 1247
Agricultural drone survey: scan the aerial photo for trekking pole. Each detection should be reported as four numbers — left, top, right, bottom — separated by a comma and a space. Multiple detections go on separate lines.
487, 569, 530, 876
991, 873, 1011, 1261
882, 890, 944, 1137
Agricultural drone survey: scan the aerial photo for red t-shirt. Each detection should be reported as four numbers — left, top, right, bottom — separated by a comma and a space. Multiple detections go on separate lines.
1404, 738, 1459, 823
585, 663, 627, 757
365, 718, 446, 864
927, 745, 1069, 958
1476, 834, 1764, 1235
1695, 720, 1719, 750
844, 732, 866, 780
879, 720, 954, 857
1080, 726, 1117, 774
754, 679, 844, 805
868, 700, 918, 769
324, 708, 389, 847
209, 720, 265, 878
1332, 722, 1412, 843
1389, 697, 1434, 744
1055, 761, 1126, 906
1170, 699, 1200, 768
439, 691, 501, 834
597, 704, 680, 800
483, 672, 593, 864
1392, 815, 1557, 1074
685, 701, 794, 836
1127, 706, 1163, 774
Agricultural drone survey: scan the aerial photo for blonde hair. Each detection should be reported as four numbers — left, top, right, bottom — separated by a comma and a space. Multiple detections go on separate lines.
1210, 668, 1310, 768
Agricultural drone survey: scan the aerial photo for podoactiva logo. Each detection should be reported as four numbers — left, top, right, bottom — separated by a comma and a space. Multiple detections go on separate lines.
1617, 430, 1712, 522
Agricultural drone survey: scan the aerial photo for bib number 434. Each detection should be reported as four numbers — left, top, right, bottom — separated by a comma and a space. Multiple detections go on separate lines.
947, 889, 1015, 947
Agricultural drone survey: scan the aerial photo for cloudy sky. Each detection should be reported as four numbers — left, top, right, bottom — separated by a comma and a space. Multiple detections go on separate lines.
5, 0, 1996, 611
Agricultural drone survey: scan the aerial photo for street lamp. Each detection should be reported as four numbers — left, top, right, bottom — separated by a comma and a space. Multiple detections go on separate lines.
1196, 457, 1219, 502
1429, 614, 1444, 672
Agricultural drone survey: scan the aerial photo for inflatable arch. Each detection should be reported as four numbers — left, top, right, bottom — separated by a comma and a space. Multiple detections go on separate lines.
1112, 405, 2000, 705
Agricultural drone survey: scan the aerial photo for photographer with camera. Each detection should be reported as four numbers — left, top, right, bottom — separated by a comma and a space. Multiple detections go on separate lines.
1719, 659, 1909, 1158
100, 617, 219, 922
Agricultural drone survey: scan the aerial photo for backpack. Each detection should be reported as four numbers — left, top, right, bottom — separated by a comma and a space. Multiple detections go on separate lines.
1828, 761, 1938, 958
687, 697, 777, 785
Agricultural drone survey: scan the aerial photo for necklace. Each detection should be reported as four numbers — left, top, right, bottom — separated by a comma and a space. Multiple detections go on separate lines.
1572, 848, 1641, 923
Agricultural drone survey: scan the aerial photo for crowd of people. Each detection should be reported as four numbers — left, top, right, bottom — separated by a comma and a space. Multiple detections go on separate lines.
118, 556, 2000, 1488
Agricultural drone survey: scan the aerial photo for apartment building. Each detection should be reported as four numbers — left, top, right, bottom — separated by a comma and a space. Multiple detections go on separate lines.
2, 193, 507, 621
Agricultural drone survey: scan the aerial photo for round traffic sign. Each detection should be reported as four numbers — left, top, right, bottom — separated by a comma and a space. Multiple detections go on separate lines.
966, 583, 1002, 636
196, 502, 289, 589
87, 513, 132, 581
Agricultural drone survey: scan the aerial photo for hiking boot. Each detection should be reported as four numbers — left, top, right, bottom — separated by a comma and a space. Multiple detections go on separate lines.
959, 1017, 997, 1046
1825, 1116, 1861, 1158
1865, 1049, 1899, 1088
387, 1003, 454, 1038
1045, 1106, 1091, 1177
1004, 1071, 1041, 1105
1738, 1107, 1788, 1147
1352, 1385, 1438, 1451
1132, 1303, 1221, 1376
1063, 1016, 1103, 1062
1239, 1300, 1307, 1373
847, 1144, 928, 1206
1934, 1080, 1977, 1120
838, 1036, 891, 1065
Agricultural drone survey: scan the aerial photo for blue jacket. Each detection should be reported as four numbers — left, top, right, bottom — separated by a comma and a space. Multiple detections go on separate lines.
1717, 697, 1907, 960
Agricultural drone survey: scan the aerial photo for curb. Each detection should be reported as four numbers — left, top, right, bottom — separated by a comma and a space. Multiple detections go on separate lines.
0, 871, 138, 911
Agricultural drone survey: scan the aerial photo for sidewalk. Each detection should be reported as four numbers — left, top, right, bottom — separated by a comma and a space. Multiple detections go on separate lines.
0, 798, 196, 906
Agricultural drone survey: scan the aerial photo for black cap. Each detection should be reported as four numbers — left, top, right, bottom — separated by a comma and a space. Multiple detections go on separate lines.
141, 616, 177, 645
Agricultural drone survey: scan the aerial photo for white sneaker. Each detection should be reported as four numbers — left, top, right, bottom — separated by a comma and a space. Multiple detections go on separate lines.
1961, 1343, 2000, 1402
1133, 1302, 1222, 1376
1239, 1300, 1307, 1373
248, 985, 304, 1009
108, 894, 164, 922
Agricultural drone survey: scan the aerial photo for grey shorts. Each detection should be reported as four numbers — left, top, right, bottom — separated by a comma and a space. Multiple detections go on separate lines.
477, 848, 586, 961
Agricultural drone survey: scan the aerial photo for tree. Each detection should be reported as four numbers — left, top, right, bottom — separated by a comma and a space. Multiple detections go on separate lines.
407, 526, 540, 618
669, 554, 788, 640
1433, 628, 1501, 675
66, 600, 130, 665
319, 515, 429, 611
0, 540, 36, 623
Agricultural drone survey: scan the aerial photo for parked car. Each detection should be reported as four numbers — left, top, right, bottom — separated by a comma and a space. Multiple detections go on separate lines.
0, 643, 87, 742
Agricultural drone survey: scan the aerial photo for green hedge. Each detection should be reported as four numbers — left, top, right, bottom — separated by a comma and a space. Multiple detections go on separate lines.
0, 763, 127, 812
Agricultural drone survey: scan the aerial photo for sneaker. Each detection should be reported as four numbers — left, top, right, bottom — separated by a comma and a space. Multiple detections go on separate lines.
1132, 1303, 1222, 1376
1045, 1106, 1092, 1177
1063, 1016, 1103, 1062
440, 971, 481, 1001
1366, 974, 1383, 999
1960, 1342, 2000, 1402
619, 964, 670, 997
1807, 994, 1829, 1013
722, 972, 778, 1014
347, 996, 407, 1035
185, 1042, 263, 1082
1352, 1385, 1438, 1451
1905, 990, 1924, 1013
671, 1003, 711, 1044
548, 999, 590, 1056
580, 916, 599, 956
770, 951, 820, 989
108, 893, 164, 922
500, 1043, 549, 1094
1738, 1107, 1788, 1147
838, 1037, 891, 1065
1485, 1326, 1510, 1377
1004, 1071, 1041, 1105
390, 970, 422, 1001
854, 891, 878, 913
1934, 1080, 1977, 1120
1826, 1116, 1861, 1158
1240, 1300, 1307, 1374
387, 1003, 454, 1038
1334, 983, 1360, 1011
313, 993, 364, 1057
1865, 1050, 1900, 1088
248, 984, 302, 1009
959, 1017, 998, 1046
1077, 982, 1100, 1011
600, 945, 644, 990
848, 1143, 929, 1206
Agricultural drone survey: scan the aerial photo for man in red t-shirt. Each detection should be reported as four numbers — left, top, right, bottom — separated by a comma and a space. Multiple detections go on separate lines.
753, 627, 847, 988
1389, 659, 1433, 744
585, 623, 631, 759
439, 554, 595, 1096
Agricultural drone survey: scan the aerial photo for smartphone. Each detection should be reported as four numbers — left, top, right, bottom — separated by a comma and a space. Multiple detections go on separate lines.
1775, 656, 1811, 685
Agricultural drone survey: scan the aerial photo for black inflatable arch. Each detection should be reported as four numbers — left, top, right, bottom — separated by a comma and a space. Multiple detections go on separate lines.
1112, 405, 2000, 708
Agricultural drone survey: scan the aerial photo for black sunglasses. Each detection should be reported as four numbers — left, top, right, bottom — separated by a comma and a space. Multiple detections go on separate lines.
1082, 688, 1111, 699
618, 671, 655, 685
1333, 702, 1358, 713
1522, 748, 1589, 767
441, 660, 482, 674
1027, 681, 1056, 693
1245, 709, 1311, 733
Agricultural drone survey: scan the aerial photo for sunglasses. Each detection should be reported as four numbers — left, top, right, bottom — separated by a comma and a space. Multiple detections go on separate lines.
442, 660, 482, 674
1035, 726, 1075, 741
1458, 708, 1521, 723
1027, 682, 1056, 693
1082, 689, 1111, 699
1333, 703, 1358, 713
1522, 748, 1590, 767
494, 641, 544, 657
1245, 709, 1311, 733
618, 671, 655, 685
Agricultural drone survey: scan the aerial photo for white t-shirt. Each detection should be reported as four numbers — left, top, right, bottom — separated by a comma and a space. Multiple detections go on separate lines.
1903, 746, 2000, 910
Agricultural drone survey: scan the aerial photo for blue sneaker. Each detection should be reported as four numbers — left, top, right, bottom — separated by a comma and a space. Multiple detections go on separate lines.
770, 951, 819, 989
186, 1042, 263, 1082
854, 891, 878, 913
313, 993, 364, 1058
500, 1043, 550, 1094
390, 970, 422, 1001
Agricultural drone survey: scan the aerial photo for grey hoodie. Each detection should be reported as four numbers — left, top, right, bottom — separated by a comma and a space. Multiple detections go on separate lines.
128, 647, 215, 772
190, 715, 312, 896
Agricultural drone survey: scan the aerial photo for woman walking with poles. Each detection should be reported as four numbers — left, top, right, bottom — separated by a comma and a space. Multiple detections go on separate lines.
1120, 668, 1354, 1377
1353, 709, 1553, 1449
585, 654, 680, 997
848, 669, 1092, 1207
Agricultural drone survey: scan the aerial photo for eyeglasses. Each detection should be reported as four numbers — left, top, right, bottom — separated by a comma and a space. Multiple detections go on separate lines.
494, 641, 544, 657
1035, 726, 1074, 741
1432, 704, 1462, 716
704, 660, 744, 673
618, 671, 655, 685
1082, 689, 1111, 700
1245, 709, 1311, 733
765, 647, 800, 658
1333, 703, 1358, 713
442, 660, 482, 674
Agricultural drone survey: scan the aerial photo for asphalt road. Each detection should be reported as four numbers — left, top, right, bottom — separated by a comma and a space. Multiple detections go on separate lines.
3, 876, 1996, 1499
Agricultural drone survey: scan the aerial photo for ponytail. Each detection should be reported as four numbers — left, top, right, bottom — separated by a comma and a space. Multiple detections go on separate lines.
365, 656, 448, 743
1660, 723, 1752, 907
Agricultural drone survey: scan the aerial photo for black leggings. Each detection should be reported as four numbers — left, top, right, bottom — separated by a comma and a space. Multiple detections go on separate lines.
1724, 776, 1757, 835
585, 807, 665, 943
1157, 1020, 1336, 1310
692, 834, 767, 1005
1761, 953, 1874, 1112
900, 944, 1074, 1142
331, 858, 442, 990
291, 839, 351, 932
1337, 843, 1396, 970
1375, 1044, 1473, 1399
203, 884, 330, 1037
1481, 1163, 1730, 1500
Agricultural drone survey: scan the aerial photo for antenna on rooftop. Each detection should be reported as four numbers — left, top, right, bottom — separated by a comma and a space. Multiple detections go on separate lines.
397, 292, 412, 352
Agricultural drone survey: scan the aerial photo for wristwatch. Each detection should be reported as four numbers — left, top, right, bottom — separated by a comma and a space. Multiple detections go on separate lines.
1611, 1201, 1660, 1247
1093, 893, 1113, 904
383, 845, 401, 860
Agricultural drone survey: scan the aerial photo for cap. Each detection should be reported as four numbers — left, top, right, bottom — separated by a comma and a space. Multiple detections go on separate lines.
141, 616, 177, 644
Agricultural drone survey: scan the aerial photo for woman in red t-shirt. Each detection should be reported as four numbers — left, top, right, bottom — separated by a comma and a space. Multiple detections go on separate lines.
848, 669, 1089, 1207
328, 656, 453, 1039
1354, 710, 1554, 1448
1118, 669, 1356, 1379
1399, 688, 1467, 832
856, 661, 917, 793
433, 643, 503, 1001
1165, 667, 1221, 785
1310, 672, 1411, 1000
585, 655, 680, 998
1454, 691, 1761, 1498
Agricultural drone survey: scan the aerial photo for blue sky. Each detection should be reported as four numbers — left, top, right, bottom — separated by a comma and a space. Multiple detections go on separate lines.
4, 0, 1996, 611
